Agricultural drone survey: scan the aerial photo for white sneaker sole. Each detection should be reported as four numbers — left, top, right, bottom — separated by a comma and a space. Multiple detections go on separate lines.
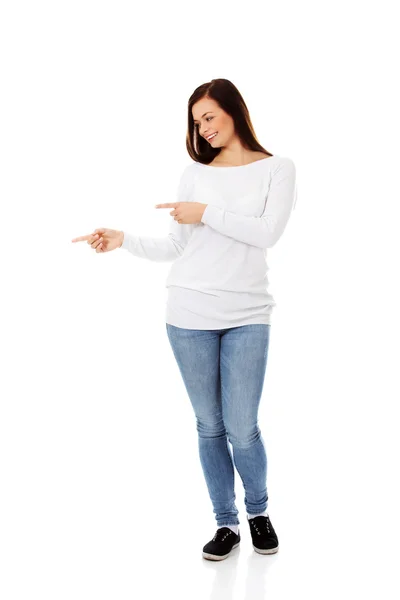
253, 544, 279, 554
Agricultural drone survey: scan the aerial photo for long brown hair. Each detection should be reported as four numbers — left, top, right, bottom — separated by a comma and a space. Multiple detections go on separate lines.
186, 78, 273, 165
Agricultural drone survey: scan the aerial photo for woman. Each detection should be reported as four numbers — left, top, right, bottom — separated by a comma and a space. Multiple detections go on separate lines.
72, 78, 297, 562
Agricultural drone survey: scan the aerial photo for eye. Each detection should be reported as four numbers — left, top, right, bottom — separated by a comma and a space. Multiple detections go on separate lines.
194, 116, 213, 127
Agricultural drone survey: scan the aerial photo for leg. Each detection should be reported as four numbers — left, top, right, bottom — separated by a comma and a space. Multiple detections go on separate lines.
166, 324, 240, 527
219, 324, 272, 516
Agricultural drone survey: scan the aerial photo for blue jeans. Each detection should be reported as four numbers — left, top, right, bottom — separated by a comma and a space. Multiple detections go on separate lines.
166, 323, 272, 527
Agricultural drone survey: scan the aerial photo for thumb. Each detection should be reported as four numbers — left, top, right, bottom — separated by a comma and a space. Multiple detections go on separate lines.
94, 228, 105, 234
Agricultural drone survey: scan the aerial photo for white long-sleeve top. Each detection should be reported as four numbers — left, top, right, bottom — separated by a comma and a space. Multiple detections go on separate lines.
121, 154, 297, 329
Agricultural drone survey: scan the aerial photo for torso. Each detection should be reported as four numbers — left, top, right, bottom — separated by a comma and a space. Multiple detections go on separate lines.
208, 151, 272, 168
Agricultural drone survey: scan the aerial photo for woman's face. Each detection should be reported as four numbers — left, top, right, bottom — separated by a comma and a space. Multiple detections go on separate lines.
192, 97, 235, 149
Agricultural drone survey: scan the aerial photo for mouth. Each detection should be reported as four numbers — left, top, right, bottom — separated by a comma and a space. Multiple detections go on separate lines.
206, 132, 218, 142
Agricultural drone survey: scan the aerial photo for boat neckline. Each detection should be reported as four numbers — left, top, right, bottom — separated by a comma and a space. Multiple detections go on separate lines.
195, 155, 276, 170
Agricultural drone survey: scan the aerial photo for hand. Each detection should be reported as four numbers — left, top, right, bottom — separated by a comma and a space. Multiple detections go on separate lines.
155, 202, 207, 224
71, 228, 124, 253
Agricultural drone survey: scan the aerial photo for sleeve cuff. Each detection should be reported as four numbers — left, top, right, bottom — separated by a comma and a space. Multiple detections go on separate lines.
120, 231, 128, 249
201, 204, 221, 227
201, 204, 214, 225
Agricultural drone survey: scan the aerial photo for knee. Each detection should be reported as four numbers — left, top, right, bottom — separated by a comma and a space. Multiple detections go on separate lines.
226, 424, 261, 448
195, 414, 226, 438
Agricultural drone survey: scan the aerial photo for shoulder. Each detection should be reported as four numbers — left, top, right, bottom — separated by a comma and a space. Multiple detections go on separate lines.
177, 162, 198, 196
271, 155, 296, 176
179, 162, 197, 180
278, 155, 295, 167
181, 161, 198, 176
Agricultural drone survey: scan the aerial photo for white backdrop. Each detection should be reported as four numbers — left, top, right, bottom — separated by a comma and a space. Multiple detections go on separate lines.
1, 1, 399, 598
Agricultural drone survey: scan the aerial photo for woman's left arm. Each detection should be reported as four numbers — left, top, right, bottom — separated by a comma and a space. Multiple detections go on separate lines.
200, 157, 297, 249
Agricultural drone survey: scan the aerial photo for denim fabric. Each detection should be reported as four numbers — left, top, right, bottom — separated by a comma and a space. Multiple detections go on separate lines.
166, 323, 272, 527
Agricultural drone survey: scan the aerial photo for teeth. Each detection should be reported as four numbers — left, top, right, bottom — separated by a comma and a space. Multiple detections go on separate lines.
207, 132, 217, 140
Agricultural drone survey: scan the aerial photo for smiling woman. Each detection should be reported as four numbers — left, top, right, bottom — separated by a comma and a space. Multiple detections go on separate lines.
73, 77, 296, 562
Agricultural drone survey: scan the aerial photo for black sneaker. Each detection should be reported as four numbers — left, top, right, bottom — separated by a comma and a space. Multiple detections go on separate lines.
202, 527, 241, 561
248, 515, 279, 554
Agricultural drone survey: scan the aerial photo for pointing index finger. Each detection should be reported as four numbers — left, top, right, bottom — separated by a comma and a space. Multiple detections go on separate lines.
71, 234, 93, 242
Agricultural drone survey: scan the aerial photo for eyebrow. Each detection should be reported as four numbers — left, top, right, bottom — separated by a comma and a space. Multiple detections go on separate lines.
193, 111, 213, 123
